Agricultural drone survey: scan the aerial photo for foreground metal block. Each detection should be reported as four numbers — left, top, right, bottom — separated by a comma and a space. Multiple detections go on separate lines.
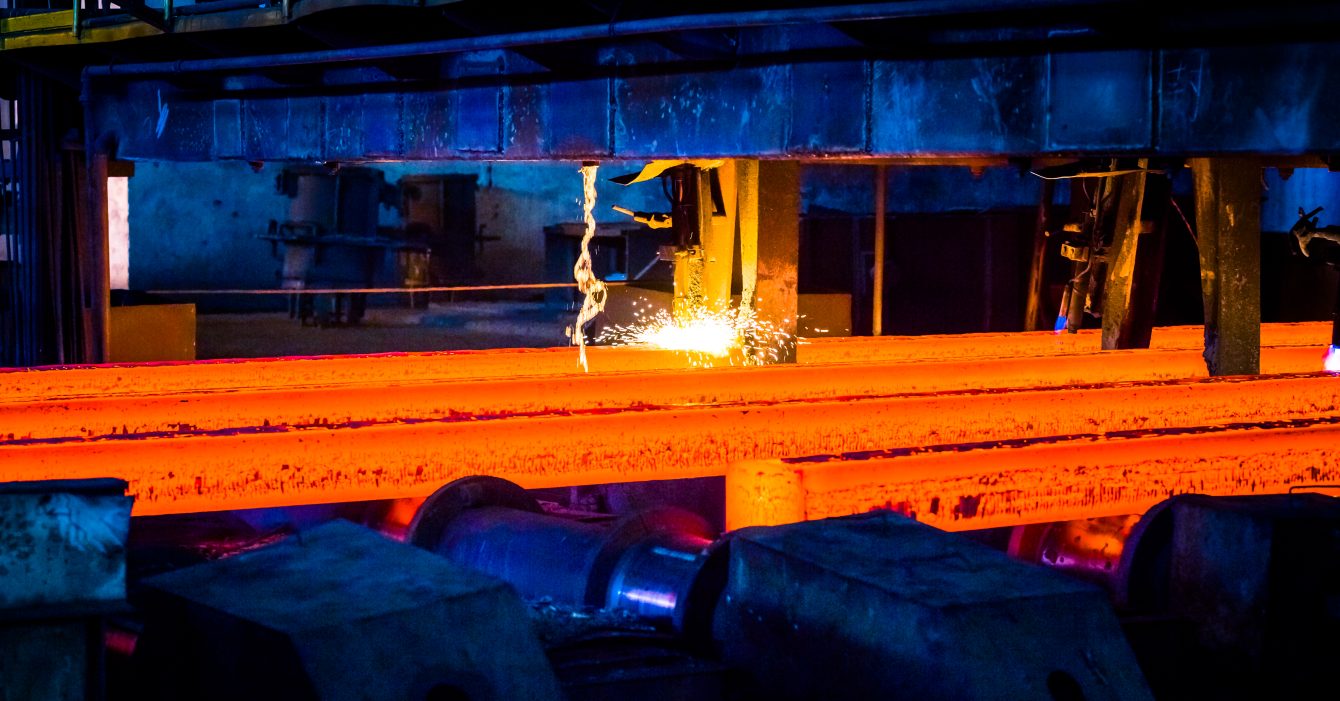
714, 512, 1151, 700
134, 521, 561, 701
0, 478, 131, 701
1119, 494, 1340, 699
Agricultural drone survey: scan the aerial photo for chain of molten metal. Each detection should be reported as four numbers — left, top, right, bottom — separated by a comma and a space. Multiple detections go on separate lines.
572, 164, 607, 371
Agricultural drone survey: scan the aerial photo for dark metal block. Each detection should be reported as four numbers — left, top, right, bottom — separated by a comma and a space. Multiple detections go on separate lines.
871, 56, 1045, 155
213, 99, 242, 159
615, 66, 789, 158
0, 478, 130, 701
536, 79, 611, 158
242, 97, 291, 161
322, 95, 364, 161
0, 478, 131, 616
287, 96, 323, 161
401, 91, 457, 159
135, 520, 562, 701
1120, 494, 1340, 699
1161, 44, 1340, 154
715, 512, 1151, 701
788, 61, 867, 155
1049, 50, 1152, 151
361, 92, 403, 159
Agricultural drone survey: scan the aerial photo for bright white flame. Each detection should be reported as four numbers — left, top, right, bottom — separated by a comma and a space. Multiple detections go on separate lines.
627, 314, 738, 356
1325, 345, 1340, 373
599, 306, 793, 366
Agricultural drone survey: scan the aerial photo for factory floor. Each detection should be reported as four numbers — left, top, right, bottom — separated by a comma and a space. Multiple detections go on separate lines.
197, 301, 572, 359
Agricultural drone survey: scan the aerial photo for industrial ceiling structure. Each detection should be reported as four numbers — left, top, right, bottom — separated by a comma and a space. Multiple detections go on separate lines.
5, 2, 1340, 700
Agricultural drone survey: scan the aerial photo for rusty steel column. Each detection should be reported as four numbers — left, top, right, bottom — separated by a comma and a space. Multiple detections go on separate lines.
84, 147, 112, 363
873, 165, 887, 336
1126, 174, 1171, 347
1101, 165, 1149, 348
755, 161, 800, 362
1191, 158, 1261, 376
1103, 167, 1172, 350
1023, 178, 1055, 332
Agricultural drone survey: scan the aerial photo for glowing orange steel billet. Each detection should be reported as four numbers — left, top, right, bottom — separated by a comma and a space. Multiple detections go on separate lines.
5, 372, 1340, 516
1, 346, 1327, 441
798, 321, 1328, 364
3, 322, 1328, 404
726, 420, 1340, 533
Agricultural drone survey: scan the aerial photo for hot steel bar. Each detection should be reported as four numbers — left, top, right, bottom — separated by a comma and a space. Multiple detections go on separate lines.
5, 371, 1340, 516
726, 418, 1340, 532
3, 323, 1329, 403
1, 346, 1331, 441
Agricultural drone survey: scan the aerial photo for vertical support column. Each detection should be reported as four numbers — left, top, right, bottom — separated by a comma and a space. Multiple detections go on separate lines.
84, 145, 112, 363
701, 160, 737, 313
1023, 179, 1056, 331
737, 160, 760, 321
755, 161, 800, 363
1191, 158, 1261, 376
872, 165, 887, 336
1101, 164, 1149, 349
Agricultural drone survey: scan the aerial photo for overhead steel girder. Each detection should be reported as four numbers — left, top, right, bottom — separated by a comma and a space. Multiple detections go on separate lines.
83, 40, 1340, 162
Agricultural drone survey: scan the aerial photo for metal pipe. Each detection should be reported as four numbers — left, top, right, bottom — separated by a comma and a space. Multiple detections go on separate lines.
84, 0, 1118, 77
409, 476, 722, 635
434, 506, 612, 605
872, 165, 886, 336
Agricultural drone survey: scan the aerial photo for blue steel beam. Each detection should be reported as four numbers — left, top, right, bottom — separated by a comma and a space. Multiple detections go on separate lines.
83, 38, 1340, 161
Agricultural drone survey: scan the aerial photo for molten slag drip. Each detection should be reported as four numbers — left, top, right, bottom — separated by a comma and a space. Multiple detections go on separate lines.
570, 164, 607, 372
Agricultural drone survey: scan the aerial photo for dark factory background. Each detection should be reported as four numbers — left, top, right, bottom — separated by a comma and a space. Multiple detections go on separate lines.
7, 2, 1340, 701
110, 160, 1340, 358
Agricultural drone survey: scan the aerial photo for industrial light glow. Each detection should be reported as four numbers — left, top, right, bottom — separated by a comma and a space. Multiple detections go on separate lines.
610, 310, 739, 356
1326, 345, 1340, 373
599, 306, 792, 365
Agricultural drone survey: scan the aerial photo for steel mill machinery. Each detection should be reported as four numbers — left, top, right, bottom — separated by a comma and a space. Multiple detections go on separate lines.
6, 2, 1340, 700
262, 164, 417, 326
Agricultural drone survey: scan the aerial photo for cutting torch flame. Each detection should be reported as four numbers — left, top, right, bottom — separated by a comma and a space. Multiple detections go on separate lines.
625, 313, 738, 356
599, 306, 792, 366
1325, 345, 1340, 373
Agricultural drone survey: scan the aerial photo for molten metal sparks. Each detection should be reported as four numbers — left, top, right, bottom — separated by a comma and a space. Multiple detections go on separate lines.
598, 306, 793, 366
1325, 345, 1340, 373
569, 164, 606, 372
